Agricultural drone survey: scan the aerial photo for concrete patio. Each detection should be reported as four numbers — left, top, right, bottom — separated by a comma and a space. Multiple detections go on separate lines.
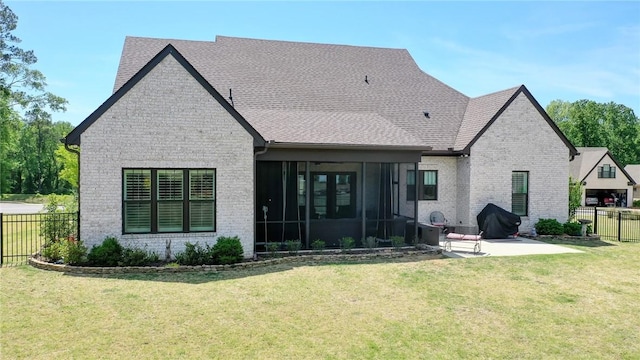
440, 236, 583, 258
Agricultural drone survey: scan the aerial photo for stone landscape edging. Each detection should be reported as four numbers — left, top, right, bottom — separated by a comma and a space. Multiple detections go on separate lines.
28, 248, 442, 275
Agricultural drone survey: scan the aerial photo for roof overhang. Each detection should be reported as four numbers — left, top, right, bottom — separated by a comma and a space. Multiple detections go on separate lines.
257, 142, 428, 163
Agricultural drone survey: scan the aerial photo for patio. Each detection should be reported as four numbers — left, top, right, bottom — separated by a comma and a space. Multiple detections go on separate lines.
440, 235, 583, 258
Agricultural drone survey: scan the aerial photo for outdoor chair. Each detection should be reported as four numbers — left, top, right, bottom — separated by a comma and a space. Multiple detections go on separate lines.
429, 211, 448, 233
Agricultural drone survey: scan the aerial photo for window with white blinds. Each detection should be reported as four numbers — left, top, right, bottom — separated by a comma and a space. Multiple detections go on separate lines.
189, 170, 215, 231
406, 170, 438, 201
124, 170, 151, 233
512, 171, 529, 216
123, 169, 215, 234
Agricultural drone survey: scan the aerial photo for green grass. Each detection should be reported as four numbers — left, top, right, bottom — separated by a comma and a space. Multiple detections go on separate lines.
1, 239, 639, 359
0, 194, 49, 204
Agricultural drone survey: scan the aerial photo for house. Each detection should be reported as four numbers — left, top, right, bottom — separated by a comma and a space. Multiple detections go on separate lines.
64, 36, 578, 258
623, 164, 640, 202
570, 147, 636, 207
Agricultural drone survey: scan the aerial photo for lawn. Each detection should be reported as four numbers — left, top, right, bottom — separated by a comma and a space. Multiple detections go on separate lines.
1, 239, 639, 359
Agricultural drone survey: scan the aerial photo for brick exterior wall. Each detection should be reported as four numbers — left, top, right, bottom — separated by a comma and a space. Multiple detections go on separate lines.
399, 157, 458, 225
464, 93, 571, 233
79, 55, 256, 258
384, 93, 571, 236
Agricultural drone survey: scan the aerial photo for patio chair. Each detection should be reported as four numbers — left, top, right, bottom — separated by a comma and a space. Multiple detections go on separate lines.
429, 211, 448, 233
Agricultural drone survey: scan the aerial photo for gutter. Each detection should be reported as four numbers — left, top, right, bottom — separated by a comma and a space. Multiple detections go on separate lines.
61, 137, 81, 239
252, 140, 273, 259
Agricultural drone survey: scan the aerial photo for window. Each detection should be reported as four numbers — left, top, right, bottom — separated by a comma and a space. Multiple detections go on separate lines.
310, 172, 356, 219
407, 170, 438, 201
123, 169, 215, 234
512, 171, 528, 216
598, 164, 616, 178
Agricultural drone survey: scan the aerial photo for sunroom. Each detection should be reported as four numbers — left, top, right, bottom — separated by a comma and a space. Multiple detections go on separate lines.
255, 147, 427, 251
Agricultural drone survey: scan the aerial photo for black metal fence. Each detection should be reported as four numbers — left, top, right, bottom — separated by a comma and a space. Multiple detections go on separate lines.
574, 207, 640, 242
1, 212, 79, 266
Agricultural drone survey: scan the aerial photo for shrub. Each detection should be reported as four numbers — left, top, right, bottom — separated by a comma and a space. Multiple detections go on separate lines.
174, 242, 213, 266
62, 239, 87, 265
633, 199, 640, 208
390, 236, 405, 250
87, 237, 123, 266
311, 239, 325, 252
40, 195, 77, 243
285, 240, 302, 255
563, 221, 582, 236
266, 242, 281, 258
212, 236, 244, 264
363, 236, 377, 250
535, 219, 564, 235
42, 241, 63, 262
339, 237, 355, 252
120, 247, 160, 266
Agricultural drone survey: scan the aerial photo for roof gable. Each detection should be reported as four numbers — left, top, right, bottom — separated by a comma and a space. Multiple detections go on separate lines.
571, 147, 636, 184
624, 165, 640, 185
65, 44, 266, 147
461, 85, 578, 156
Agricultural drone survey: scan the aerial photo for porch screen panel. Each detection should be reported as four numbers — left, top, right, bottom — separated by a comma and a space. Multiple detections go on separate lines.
406, 170, 416, 201
189, 170, 215, 231
157, 170, 184, 232
313, 174, 327, 218
124, 169, 151, 233
512, 171, 529, 216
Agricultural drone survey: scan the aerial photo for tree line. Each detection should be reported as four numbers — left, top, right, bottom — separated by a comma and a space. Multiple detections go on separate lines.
1, 1, 638, 197
1, 1, 75, 195
547, 99, 640, 166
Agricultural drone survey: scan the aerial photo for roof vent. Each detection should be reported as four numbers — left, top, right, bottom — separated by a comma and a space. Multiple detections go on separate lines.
423, 110, 430, 118
365, 75, 369, 84
228, 88, 234, 107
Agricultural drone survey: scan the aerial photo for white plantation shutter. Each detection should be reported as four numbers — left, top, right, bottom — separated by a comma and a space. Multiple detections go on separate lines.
122, 169, 216, 233
189, 170, 215, 231
124, 170, 151, 233
157, 170, 183, 232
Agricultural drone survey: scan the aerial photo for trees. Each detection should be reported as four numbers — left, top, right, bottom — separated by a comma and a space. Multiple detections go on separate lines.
0, 0, 66, 112
1, 1, 75, 195
547, 99, 640, 167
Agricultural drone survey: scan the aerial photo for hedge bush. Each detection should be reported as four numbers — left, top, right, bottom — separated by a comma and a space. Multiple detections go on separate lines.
535, 218, 564, 235
563, 221, 582, 236
212, 236, 244, 264
174, 242, 214, 265
87, 237, 123, 266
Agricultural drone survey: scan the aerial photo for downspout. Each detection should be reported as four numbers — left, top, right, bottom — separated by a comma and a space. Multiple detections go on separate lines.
253, 141, 272, 260
62, 138, 80, 240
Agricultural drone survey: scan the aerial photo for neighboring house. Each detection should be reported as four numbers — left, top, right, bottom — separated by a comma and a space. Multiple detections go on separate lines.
64, 36, 577, 258
570, 147, 635, 207
624, 164, 640, 201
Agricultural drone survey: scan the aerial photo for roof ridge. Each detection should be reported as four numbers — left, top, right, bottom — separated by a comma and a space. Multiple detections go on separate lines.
214, 35, 409, 52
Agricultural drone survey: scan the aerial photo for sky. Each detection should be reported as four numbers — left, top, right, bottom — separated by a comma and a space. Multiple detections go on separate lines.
6, 1, 640, 126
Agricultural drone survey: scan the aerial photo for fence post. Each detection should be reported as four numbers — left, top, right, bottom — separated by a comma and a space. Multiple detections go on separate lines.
618, 211, 622, 242
593, 207, 598, 235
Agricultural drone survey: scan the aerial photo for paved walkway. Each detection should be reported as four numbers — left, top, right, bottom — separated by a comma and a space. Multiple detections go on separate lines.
440, 236, 583, 258
0, 202, 45, 214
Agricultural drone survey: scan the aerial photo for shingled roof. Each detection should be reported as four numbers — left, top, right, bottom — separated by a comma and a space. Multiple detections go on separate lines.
570, 147, 636, 184
106, 35, 566, 152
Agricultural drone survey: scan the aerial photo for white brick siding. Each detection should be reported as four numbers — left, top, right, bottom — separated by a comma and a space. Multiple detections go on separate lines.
465, 93, 570, 233
399, 157, 457, 224
79, 55, 255, 258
